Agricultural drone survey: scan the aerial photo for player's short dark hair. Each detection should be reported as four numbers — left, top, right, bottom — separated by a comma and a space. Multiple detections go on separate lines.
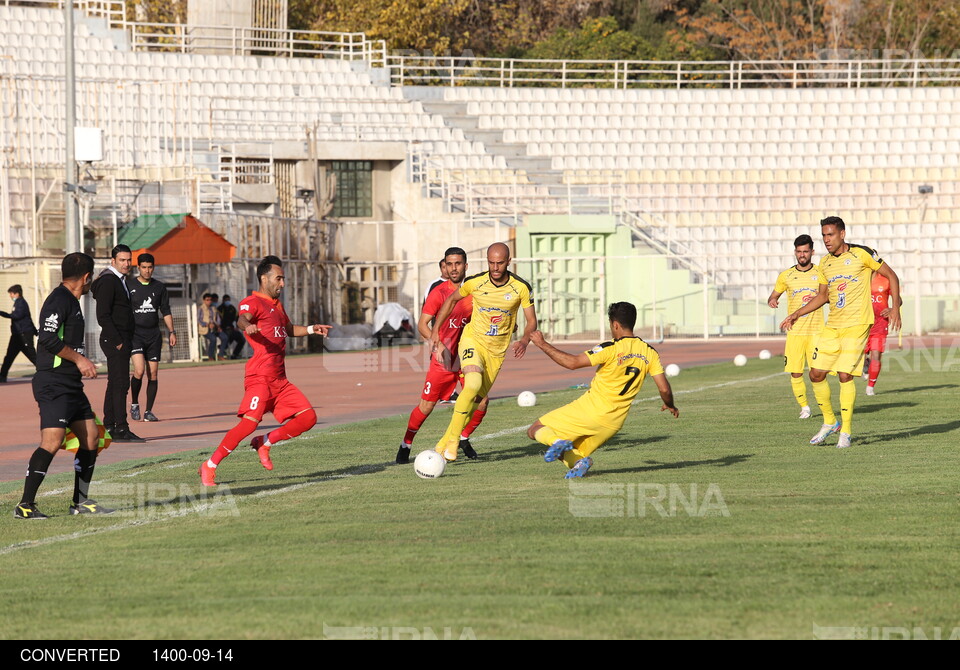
607, 302, 637, 330
794, 234, 814, 249
820, 216, 845, 231
8, 284, 22, 295
257, 255, 282, 281
443, 247, 467, 263
210, 293, 219, 302
202, 293, 212, 300
111, 244, 131, 259
137, 252, 155, 265
62, 252, 94, 281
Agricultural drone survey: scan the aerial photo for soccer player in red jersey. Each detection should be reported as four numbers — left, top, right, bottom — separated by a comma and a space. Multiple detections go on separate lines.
864, 271, 892, 396
395, 247, 489, 464
199, 256, 330, 486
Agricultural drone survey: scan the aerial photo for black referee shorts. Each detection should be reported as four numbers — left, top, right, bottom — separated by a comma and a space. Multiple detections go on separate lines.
131, 329, 163, 362
32, 371, 95, 430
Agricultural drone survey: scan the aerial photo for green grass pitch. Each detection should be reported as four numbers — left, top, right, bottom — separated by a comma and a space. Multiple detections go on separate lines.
1, 346, 958, 639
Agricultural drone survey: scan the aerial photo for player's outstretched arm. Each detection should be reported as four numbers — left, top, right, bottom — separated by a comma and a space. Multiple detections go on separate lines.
653, 373, 679, 418
780, 284, 828, 331
767, 290, 782, 309
530, 330, 591, 369
292, 324, 331, 337
877, 263, 903, 332
512, 305, 538, 359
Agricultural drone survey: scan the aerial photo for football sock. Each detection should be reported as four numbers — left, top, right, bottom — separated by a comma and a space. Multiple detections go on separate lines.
839, 379, 856, 435
404, 406, 429, 445
210, 418, 259, 466
22, 448, 55, 504
130, 376, 142, 404
561, 447, 585, 470
266, 409, 317, 446
533, 425, 560, 447
437, 372, 482, 450
867, 359, 881, 387
811, 379, 836, 425
790, 376, 808, 408
461, 409, 487, 438
73, 448, 98, 505
146, 379, 158, 412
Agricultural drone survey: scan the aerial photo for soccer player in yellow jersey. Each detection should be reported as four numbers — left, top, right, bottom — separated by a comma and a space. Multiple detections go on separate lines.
430, 242, 537, 461
780, 217, 902, 449
527, 302, 678, 478
767, 234, 824, 420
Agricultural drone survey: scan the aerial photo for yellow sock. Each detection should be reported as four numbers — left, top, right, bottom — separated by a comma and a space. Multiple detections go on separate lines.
561, 448, 585, 469
839, 379, 856, 434
812, 380, 836, 424
435, 372, 482, 457
790, 376, 808, 408
533, 426, 560, 448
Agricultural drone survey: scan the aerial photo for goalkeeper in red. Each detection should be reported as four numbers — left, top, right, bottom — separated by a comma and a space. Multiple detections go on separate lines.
199, 256, 330, 486
527, 302, 679, 478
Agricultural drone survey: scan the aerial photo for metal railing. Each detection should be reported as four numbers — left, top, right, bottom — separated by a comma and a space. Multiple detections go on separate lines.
1, 0, 126, 28
388, 54, 960, 89
130, 22, 386, 64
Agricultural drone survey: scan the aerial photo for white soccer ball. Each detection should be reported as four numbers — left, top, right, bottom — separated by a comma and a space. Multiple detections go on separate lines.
665, 363, 680, 377
414, 450, 446, 479
517, 391, 537, 407
734, 354, 748, 367
758, 349, 772, 360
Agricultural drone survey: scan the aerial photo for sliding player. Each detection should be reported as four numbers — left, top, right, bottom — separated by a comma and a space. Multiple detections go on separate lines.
527, 302, 679, 478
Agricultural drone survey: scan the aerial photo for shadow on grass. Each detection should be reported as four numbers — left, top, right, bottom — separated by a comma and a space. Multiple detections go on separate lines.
890, 384, 959, 393
600, 453, 754, 476
858, 419, 960, 445
854, 401, 917, 414
480, 435, 672, 464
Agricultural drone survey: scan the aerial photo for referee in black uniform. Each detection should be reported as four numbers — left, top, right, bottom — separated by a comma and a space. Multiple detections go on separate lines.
126, 252, 176, 421
15, 253, 113, 519
92, 244, 144, 442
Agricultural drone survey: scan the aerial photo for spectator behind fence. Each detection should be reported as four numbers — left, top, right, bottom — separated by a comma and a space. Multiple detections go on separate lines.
198, 293, 227, 361
218, 294, 245, 359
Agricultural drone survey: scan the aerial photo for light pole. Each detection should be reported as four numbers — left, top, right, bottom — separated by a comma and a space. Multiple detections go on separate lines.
64, 0, 80, 252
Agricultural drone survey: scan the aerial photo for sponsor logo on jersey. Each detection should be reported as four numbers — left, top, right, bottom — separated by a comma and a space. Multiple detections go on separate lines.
43, 313, 59, 331
478, 305, 511, 316
617, 352, 650, 366
240, 304, 250, 312
135, 296, 155, 314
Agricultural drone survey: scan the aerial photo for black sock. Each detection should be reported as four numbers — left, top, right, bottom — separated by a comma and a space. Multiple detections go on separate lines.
22, 448, 55, 504
73, 448, 98, 504
130, 376, 142, 405
146, 379, 158, 412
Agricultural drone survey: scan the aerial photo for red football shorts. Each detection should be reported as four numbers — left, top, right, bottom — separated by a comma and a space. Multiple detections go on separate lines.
421, 363, 461, 402
865, 319, 889, 354
238, 376, 312, 423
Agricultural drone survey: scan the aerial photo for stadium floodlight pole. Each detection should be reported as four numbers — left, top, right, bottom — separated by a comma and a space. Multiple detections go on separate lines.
64, 0, 80, 253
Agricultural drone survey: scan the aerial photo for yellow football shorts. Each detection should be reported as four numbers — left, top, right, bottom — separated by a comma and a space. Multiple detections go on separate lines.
458, 334, 505, 398
783, 332, 818, 374
810, 324, 871, 376
539, 397, 623, 459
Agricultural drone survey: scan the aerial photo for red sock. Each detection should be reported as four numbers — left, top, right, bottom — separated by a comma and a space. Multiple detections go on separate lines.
403, 407, 429, 445
868, 359, 882, 386
266, 409, 317, 446
211, 419, 258, 465
461, 409, 487, 438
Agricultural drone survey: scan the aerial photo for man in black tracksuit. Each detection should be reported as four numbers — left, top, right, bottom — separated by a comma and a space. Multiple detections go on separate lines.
0, 284, 38, 382
91, 244, 144, 442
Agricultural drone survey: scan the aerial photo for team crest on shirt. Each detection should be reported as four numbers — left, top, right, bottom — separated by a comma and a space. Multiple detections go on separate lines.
503, 293, 513, 301
590, 345, 603, 354
240, 304, 250, 311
